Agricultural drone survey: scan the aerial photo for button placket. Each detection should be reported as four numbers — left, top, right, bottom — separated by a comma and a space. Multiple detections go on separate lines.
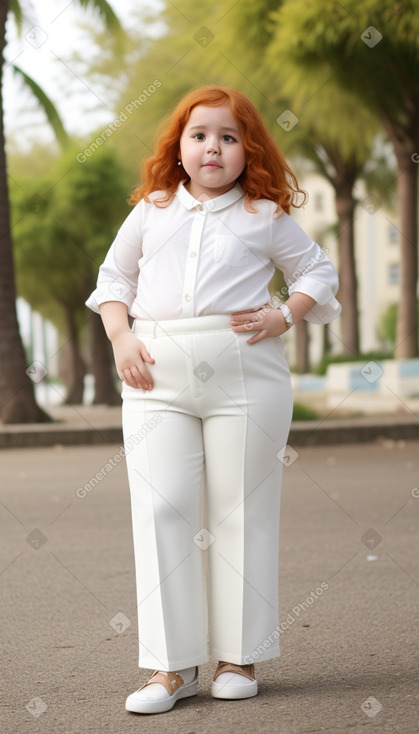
181, 208, 207, 317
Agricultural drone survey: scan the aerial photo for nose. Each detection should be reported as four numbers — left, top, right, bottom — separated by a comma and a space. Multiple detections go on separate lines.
206, 136, 221, 154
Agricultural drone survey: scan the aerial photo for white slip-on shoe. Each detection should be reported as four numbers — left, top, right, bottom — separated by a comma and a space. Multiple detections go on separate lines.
125, 667, 198, 714
211, 661, 257, 700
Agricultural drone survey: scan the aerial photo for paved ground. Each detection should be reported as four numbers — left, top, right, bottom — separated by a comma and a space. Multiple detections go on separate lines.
1, 404, 419, 449
1, 441, 418, 733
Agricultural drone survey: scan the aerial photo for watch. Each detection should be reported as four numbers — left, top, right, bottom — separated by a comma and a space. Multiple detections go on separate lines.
277, 303, 294, 329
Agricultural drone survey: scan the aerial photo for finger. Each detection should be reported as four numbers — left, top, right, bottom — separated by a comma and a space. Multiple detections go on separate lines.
139, 346, 155, 364
125, 365, 153, 390
135, 362, 154, 388
232, 319, 264, 332
121, 371, 139, 389
246, 330, 266, 344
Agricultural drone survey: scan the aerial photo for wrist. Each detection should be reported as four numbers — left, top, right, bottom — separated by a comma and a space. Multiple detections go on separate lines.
107, 326, 132, 343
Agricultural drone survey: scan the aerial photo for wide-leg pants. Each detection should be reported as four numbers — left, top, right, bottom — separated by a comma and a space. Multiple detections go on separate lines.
121, 314, 293, 671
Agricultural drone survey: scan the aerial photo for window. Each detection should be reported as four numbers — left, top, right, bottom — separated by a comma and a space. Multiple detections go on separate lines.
388, 263, 399, 285
388, 224, 399, 244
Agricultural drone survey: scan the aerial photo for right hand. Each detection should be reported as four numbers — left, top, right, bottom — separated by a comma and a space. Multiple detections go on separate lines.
111, 332, 155, 390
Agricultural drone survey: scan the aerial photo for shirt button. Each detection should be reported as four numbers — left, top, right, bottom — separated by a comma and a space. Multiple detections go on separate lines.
184, 293, 192, 301
190, 251, 197, 258
197, 204, 204, 212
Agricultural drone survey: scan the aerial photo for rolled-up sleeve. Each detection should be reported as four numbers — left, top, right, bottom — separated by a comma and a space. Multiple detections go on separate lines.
85, 201, 144, 314
270, 212, 341, 324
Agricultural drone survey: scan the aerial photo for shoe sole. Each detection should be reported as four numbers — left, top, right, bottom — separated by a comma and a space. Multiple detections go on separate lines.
126, 679, 198, 714
211, 680, 258, 700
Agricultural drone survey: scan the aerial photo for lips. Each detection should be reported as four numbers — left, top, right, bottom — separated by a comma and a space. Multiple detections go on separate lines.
203, 162, 222, 168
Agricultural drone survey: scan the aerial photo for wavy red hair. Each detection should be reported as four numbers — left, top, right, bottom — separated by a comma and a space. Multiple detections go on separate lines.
129, 85, 306, 214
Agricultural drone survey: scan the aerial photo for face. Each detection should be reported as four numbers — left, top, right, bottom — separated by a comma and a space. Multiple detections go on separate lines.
179, 104, 246, 199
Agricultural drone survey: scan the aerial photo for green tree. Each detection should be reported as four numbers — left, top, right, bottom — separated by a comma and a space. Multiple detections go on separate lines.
0, 0, 122, 423
11, 146, 129, 404
269, 0, 419, 358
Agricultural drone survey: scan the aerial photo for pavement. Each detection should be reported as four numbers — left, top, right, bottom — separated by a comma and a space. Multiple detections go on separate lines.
1, 440, 418, 733
1, 403, 419, 449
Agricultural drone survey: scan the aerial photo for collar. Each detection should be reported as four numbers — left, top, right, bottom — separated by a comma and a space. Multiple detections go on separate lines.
175, 181, 244, 213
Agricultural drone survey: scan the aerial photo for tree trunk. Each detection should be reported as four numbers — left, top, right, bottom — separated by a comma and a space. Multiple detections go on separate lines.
295, 319, 310, 373
63, 307, 85, 404
335, 181, 359, 355
0, 2, 50, 424
322, 323, 331, 360
393, 146, 418, 358
88, 312, 121, 405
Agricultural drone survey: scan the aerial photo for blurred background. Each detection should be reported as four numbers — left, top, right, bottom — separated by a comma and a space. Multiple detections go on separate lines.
1, 0, 418, 424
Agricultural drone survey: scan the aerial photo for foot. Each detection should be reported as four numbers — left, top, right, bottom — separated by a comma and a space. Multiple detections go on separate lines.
211, 661, 257, 700
126, 666, 198, 714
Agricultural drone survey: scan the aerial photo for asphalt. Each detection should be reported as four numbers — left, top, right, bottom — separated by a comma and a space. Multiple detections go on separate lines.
1, 440, 418, 733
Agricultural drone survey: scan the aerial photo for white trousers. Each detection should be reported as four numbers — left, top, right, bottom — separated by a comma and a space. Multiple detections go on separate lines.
122, 314, 293, 670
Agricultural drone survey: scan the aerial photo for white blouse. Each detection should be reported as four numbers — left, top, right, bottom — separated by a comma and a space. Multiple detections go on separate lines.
86, 182, 341, 324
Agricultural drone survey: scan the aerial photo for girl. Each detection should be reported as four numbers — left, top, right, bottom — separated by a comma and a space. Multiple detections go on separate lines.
86, 85, 341, 715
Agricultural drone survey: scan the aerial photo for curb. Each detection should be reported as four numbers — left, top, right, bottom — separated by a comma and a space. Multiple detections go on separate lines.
1, 418, 418, 449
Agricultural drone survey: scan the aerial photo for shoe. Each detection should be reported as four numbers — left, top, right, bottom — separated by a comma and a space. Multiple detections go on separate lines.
211, 661, 257, 700
125, 667, 198, 714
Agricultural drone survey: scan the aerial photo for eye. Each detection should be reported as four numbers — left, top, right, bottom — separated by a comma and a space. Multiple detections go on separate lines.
222, 135, 237, 143
192, 133, 205, 141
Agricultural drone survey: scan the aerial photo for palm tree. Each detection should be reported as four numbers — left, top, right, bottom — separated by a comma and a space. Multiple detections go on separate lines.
270, 0, 419, 358
0, 0, 121, 423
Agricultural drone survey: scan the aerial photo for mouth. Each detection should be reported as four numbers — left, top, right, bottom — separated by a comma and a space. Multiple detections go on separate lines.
203, 162, 222, 168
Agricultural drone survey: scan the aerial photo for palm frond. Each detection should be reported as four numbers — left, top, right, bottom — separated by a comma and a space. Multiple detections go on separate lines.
12, 65, 70, 148
75, 0, 123, 32
9, 0, 23, 32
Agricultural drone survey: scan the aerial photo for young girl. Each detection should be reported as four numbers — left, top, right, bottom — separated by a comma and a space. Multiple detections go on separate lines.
86, 85, 341, 715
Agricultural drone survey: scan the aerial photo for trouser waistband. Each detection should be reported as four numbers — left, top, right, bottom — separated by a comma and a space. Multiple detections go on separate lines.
132, 314, 246, 336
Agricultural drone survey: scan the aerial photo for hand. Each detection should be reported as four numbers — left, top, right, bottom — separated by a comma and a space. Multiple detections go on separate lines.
230, 304, 288, 344
111, 332, 155, 389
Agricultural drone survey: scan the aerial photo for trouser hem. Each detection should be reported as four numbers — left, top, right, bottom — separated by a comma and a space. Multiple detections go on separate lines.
210, 647, 281, 665
139, 653, 209, 671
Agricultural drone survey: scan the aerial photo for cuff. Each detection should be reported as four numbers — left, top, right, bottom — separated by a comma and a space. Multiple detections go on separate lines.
85, 284, 135, 314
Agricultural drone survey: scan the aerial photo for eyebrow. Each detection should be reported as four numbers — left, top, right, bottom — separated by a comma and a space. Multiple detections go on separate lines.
188, 125, 240, 133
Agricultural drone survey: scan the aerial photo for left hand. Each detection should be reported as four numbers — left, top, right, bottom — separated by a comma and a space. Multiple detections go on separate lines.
230, 303, 288, 344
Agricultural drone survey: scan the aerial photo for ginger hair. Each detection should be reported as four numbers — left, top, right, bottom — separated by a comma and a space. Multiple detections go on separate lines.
129, 85, 306, 214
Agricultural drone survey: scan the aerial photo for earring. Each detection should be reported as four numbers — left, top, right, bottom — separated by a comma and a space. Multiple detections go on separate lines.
177, 160, 182, 166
